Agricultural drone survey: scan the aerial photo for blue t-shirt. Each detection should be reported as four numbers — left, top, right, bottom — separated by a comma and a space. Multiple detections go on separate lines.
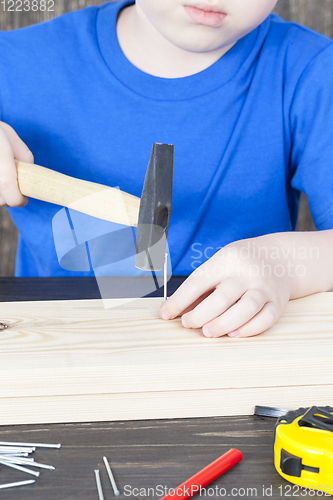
1, 0, 333, 277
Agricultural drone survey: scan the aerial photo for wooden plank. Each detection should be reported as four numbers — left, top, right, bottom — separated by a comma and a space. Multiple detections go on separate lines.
0, 386, 331, 426
0, 293, 332, 425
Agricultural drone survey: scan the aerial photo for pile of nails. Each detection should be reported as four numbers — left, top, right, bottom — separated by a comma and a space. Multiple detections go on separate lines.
0, 440, 61, 490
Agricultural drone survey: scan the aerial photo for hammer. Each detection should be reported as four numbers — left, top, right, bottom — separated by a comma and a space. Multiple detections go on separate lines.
14, 143, 173, 274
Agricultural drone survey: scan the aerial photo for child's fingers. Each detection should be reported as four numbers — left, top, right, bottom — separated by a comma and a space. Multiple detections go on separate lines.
0, 124, 29, 207
201, 288, 267, 337
0, 122, 34, 164
178, 289, 215, 316
180, 277, 245, 329
226, 302, 280, 338
0, 156, 28, 207
159, 268, 219, 320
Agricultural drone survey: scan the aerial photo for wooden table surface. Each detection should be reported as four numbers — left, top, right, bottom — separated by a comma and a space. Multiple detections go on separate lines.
0, 278, 313, 499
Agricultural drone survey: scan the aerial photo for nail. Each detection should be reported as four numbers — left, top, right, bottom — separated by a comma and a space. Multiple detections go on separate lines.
161, 310, 171, 320
228, 330, 239, 338
203, 327, 214, 338
0, 459, 40, 477
181, 318, 190, 328
94, 470, 105, 500
0, 479, 35, 490
0, 441, 60, 449
163, 253, 168, 302
0, 447, 35, 453
1, 456, 55, 470
103, 456, 120, 496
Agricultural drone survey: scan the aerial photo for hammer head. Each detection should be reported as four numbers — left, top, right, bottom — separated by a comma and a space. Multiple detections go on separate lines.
135, 143, 173, 271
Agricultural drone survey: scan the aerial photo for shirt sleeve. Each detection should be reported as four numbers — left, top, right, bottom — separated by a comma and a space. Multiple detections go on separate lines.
290, 42, 333, 230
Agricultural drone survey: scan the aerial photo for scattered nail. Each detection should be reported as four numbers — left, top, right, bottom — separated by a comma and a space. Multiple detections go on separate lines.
0, 459, 40, 477
0, 479, 35, 490
103, 456, 120, 496
0, 447, 35, 454
203, 327, 214, 338
0, 441, 60, 449
94, 470, 105, 500
228, 330, 240, 338
0, 456, 55, 470
161, 310, 171, 320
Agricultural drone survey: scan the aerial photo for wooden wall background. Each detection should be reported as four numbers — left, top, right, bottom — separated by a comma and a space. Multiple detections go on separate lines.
0, 0, 331, 275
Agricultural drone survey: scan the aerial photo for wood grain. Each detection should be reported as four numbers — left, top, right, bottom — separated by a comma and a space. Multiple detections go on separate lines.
0, 292, 332, 425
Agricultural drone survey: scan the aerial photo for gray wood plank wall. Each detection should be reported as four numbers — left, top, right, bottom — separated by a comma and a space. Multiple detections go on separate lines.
0, 0, 331, 275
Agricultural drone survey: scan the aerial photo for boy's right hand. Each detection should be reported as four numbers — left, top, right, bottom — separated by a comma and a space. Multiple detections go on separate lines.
0, 121, 34, 207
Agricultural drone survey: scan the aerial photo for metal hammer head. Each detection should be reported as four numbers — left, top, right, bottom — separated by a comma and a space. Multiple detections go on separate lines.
135, 143, 173, 271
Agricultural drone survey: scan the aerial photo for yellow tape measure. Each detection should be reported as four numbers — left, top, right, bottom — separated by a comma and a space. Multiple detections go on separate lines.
274, 406, 333, 496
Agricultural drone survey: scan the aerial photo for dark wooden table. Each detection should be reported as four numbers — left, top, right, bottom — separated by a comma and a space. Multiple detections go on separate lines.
0, 278, 306, 499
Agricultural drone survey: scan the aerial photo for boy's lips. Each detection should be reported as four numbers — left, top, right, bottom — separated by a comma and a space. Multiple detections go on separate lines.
184, 5, 226, 27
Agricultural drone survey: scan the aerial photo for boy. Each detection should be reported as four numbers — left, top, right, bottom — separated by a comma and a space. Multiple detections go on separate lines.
0, 0, 333, 339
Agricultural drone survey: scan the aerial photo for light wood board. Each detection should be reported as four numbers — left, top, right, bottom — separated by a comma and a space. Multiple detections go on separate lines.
0, 293, 332, 425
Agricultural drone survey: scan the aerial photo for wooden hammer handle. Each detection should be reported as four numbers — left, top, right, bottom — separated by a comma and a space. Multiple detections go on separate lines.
15, 160, 140, 227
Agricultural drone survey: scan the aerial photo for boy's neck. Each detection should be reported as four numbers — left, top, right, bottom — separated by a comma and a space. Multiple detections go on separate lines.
116, 4, 235, 79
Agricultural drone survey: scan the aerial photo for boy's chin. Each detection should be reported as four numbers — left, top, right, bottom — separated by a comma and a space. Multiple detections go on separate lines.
167, 32, 236, 55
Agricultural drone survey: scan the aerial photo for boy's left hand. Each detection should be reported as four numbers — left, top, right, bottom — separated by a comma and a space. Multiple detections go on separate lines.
159, 234, 295, 338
